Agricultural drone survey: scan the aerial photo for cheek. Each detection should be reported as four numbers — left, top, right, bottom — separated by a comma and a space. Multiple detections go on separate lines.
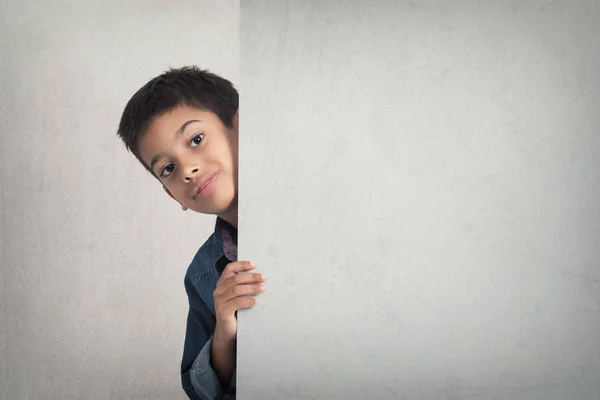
166, 183, 185, 199
227, 145, 238, 167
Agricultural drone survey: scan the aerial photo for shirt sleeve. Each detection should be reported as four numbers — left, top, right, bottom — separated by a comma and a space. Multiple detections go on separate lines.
181, 275, 237, 400
190, 336, 237, 399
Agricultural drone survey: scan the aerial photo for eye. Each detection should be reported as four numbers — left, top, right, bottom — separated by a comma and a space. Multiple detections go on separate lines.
191, 134, 204, 148
160, 163, 175, 178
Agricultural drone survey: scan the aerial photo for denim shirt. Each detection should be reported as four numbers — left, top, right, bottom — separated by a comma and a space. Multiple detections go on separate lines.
181, 217, 238, 400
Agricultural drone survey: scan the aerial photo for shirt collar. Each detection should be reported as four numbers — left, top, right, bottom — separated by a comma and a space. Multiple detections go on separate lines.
214, 217, 238, 262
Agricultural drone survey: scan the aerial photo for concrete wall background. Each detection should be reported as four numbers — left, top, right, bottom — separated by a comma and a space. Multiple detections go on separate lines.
238, 1, 600, 399
0, 1, 238, 398
3, 1, 600, 399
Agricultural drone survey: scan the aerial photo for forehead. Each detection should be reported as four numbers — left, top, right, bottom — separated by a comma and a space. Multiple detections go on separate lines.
137, 106, 221, 164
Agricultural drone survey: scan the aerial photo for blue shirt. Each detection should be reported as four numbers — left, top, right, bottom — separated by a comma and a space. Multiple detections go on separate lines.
181, 217, 237, 399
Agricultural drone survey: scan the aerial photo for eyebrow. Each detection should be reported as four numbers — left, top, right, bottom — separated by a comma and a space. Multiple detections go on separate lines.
176, 119, 202, 136
149, 119, 202, 171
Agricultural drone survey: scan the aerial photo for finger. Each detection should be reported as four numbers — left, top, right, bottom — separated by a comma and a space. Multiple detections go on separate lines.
218, 272, 266, 292
219, 261, 256, 282
222, 296, 260, 315
217, 296, 260, 321
217, 283, 266, 304
214, 273, 266, 298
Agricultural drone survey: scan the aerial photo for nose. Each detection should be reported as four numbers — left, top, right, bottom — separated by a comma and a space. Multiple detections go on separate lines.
183, 167, 199, 182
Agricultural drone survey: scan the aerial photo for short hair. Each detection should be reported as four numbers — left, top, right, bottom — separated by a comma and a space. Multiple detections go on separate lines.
117, 66, 238, 175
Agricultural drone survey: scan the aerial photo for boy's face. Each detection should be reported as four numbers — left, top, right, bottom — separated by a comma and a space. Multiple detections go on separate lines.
138, 106, 238, 222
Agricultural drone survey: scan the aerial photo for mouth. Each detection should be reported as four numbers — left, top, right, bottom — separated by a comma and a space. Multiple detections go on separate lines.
192, 172, 219, 199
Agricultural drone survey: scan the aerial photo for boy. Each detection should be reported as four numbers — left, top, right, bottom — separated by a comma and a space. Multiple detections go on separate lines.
117, 66, 266, 399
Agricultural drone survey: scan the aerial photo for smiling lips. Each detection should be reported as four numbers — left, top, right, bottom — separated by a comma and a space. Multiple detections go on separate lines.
192, 172, 219, 199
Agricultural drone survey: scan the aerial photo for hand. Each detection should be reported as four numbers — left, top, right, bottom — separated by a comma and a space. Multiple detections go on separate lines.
210, 261, 266, 385
213, 261, 267, 339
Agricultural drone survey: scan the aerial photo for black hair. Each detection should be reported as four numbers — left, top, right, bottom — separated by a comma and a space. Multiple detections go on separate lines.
117, 66, 238, 175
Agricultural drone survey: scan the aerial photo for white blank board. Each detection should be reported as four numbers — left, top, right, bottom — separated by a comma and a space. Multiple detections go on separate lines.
238, 1, 600, 399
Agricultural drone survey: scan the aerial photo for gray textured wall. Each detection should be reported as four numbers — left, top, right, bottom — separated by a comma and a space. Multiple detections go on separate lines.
0, 1, 238, 399
238, 1, 600, 399
3, 1, 600, 399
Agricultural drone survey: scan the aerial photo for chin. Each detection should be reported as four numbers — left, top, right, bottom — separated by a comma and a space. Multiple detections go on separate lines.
194, 199, 236, 216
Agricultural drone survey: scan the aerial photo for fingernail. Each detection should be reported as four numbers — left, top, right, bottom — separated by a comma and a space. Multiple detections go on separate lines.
261, 274, 267, 281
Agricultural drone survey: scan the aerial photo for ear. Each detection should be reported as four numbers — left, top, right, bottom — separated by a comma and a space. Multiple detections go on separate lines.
163, 186, 188, 211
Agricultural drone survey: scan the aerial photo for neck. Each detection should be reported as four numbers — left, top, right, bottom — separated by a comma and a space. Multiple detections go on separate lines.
219, 205, 238, 230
